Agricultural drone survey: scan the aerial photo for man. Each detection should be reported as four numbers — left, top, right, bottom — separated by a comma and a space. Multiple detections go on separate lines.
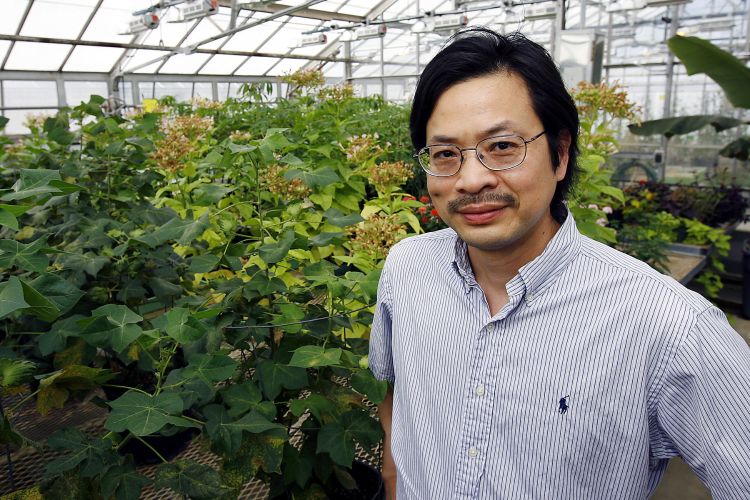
368, 28, 750, 499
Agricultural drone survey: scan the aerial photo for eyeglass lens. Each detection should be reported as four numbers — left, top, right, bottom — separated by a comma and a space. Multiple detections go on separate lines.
418, 135, 527, 175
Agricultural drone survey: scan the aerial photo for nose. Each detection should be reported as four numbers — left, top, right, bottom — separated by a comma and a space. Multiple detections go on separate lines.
454, 149, 500, 194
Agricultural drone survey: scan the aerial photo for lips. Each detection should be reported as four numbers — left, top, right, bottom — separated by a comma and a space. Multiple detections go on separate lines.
457, 205, 507, 224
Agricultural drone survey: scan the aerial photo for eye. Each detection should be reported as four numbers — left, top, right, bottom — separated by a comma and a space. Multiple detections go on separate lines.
488, 141, 513, 151
431, 147, 458, 159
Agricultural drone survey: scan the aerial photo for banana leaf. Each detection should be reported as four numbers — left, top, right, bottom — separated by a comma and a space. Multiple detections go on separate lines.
667, 35, 750, 109
628, 115, 744, 137
719, 136, 750, 161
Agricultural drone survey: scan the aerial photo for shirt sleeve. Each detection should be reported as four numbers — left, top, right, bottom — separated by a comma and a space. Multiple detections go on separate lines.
368, 260, 395, 383
655, 306, 750, 498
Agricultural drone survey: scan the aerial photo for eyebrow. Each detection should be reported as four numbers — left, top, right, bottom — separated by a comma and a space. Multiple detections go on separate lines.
428, 120, 518, 144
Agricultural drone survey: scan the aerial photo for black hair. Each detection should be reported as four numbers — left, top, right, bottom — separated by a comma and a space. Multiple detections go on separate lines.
410, 27, 580, 220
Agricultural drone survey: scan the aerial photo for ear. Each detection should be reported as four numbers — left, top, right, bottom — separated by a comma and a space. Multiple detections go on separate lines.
554, 129, 572, 182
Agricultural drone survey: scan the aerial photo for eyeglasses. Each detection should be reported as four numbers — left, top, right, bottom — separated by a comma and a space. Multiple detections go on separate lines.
413, 131, 546, 177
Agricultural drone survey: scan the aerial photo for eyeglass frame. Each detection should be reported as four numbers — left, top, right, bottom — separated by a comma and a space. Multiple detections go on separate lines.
413, 130, 546, 177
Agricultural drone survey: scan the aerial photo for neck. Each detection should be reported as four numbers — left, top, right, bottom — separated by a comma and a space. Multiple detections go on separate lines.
467, 214, 561, 298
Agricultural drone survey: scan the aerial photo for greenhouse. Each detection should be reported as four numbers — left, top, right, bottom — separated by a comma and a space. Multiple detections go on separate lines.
1, 0, 750, 498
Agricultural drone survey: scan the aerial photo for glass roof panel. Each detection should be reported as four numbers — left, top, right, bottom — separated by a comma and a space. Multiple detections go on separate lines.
257, 23, 306, 52
337, 5, 371, 15
266, 57, 307, 76
179, 15, 227, 50
198, 54, 249, 74
20, 0, 98, 39
81, 0, 148, 44
0, 1, 31, 35
5, 42, 70, 71
0, 41, 10, 62
121, 49, 166, 73
224, 21, 283, 53
158, 53, 212, 74
235, 56, 282, 76
63, 45, 126, 73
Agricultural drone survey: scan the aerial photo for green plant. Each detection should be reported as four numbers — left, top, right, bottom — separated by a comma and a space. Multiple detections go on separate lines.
569, 82, 635, 243
1, 72, 418, 498
629, 36, 750, 161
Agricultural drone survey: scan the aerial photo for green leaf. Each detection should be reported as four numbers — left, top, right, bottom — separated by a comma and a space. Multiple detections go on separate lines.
59, 252, 109, 277
189, 254, 221, 273
29, 273, 85, 315
309, 231, 345, 247
0, 238, 49, 273
350, 369, 388, 404
205, 404, 284, 455
256, 359, 308, 399
135, 213, 210, 248
100, 463, 151, 500
1, 169, 63, 201
44, 429, 93, 475
182, 353, 238, 385
324, 208, 363, 227
259, 229, 296, 264
283, 442, 314, 488
290, 394, 335, 422
316, 411, 383, 466
0, 411, 26, 447
81, 305, 143, 352
106, 391, 184, 436
0, 277, 30, 319
37, 365, 113, 415
628, 114, 743, 137
355, 268, 381, 303
719, 136, 750, 161
0, 208, 18, 230
154, 459, 228, 500
668, 35, 750, 109
284, 167, 340, 188
0, 204, 31, 216
288, 345, 342, 368
221, 381, 267, 417
20, 279, 60, 322
303, 260, 338, 282
0, 116, 8, 130
162, 307, 208, 343
39, 315, 85, 355
149, 276, 182, 302
48, 180, 82, 195
279, 153, 305, 166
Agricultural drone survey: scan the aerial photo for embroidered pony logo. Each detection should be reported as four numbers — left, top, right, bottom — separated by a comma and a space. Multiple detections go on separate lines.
558, 395, 570, 414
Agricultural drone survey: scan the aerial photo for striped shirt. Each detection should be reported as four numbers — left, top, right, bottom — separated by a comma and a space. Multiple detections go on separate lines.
369, 212, 750, 499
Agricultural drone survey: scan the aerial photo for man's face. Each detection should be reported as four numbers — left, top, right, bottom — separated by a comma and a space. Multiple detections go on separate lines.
425, 71, 569, 253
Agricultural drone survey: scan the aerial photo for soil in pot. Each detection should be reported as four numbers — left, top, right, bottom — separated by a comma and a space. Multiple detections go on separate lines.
118, 427, 198, 466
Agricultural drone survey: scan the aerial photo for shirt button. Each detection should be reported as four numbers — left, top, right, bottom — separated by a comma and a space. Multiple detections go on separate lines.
468, 447, 479, 458
475, 384, 485, 396
527, 293, 535, 301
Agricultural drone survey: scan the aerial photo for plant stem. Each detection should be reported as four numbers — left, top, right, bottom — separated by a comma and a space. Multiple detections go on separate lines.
154, 343, 179, 396
102, 384, 151, 397
133, 435, 169, 464
8, 389, 39, 413
180, 415, 205, 426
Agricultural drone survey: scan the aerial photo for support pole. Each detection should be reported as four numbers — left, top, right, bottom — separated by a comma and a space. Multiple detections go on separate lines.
660, 4, 680, 181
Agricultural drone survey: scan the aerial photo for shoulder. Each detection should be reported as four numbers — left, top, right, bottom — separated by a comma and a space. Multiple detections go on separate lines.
575, 234, 712, 316
386, 228, 457, 262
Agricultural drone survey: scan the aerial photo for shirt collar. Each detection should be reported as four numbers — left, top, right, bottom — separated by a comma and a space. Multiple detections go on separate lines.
451, 210, 582, 299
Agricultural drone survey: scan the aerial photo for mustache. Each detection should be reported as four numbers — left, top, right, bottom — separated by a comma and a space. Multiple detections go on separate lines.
447, 192, 517, 213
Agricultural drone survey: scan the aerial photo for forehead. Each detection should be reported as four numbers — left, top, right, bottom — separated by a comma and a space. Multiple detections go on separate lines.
426, 71, 539, 142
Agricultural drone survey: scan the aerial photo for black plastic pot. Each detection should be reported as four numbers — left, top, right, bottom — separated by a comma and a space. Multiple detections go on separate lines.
326, 461, 385, 500
118, 427, 198, 465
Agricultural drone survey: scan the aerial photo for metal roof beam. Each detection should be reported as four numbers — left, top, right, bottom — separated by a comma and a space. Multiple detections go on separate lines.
57, 0, 103, 73
222, 1, 365, 23
0, 34, 363, 64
